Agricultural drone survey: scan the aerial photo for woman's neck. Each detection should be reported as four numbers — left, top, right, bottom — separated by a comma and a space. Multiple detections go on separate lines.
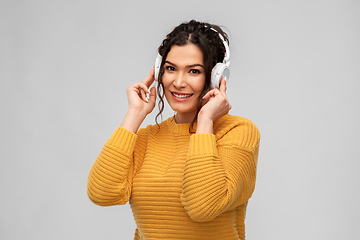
174, 111, 197, 124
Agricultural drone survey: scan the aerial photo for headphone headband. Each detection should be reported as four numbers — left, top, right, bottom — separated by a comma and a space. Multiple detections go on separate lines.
210, 28, 230, 66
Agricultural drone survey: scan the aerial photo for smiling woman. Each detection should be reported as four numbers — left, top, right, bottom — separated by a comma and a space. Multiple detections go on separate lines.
87, 20, 260, 240
163, 44, 206, 123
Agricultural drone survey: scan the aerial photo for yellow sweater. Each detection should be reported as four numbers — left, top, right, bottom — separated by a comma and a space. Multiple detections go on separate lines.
87, 114, 260, 240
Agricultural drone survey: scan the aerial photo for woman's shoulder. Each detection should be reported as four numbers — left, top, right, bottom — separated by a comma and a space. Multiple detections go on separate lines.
213, 114, 259, 133
214, 114, 260, 150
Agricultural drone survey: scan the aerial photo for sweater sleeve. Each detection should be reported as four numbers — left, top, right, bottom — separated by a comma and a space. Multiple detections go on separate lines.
87, 127, 147, 206
180, 120, 260, 222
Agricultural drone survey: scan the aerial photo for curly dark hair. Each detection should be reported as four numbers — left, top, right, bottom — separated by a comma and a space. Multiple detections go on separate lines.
155, 20, 229, 131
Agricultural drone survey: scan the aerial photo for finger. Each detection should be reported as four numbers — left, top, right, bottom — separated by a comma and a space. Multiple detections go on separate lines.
142, 67, 155, 88
135, 82, 151, 94
139, 88, 148, 103
148, 86, 156, 103
202, 89, 217, 99
132, 82, 149, 102
219, 77, 227, 94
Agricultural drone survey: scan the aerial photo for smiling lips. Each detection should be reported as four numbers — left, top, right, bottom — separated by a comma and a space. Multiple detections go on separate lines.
171, 91, 194, 100
171, 92, 194, 102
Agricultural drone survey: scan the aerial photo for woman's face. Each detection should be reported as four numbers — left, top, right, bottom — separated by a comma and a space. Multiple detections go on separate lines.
162, 43, 206, 123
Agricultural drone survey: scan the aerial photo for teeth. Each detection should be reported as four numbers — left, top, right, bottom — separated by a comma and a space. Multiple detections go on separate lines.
172, 93, 192, 98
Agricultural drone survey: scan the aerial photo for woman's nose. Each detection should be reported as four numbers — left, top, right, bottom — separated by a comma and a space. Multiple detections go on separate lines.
173, 72, 186, 88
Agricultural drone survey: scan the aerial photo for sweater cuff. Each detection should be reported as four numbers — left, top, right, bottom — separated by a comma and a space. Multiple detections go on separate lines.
188, 133, 218, 157
106, 127, 137, 156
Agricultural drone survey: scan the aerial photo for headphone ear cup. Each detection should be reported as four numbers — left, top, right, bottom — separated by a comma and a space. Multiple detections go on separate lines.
211, 63, 230, 88
154, 54, 162, 81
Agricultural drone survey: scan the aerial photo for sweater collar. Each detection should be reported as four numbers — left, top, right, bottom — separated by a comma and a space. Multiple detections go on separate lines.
164, 114, 232, 135
165, 116, 197, 134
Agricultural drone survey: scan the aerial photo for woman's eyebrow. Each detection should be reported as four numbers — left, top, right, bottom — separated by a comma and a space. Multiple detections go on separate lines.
165, 61, 204, 69
187, 64, 204, 69
164, 60, 176, 66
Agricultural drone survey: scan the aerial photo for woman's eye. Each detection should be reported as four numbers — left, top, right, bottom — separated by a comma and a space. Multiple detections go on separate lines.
165, 66, 176, 71
190, 69, 201, 74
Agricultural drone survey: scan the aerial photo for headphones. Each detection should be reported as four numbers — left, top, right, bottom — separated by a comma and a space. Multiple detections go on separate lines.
154, 28, 230, 89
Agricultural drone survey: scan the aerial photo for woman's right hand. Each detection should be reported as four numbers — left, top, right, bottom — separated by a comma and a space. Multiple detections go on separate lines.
126, 67, 156, 115
120, 67, 157, 133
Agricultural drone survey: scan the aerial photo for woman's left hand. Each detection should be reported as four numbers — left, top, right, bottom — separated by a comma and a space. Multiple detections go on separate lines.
196, 78, 232, 133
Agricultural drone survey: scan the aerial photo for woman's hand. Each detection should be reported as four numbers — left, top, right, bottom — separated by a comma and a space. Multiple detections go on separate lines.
120, 67, 157, 133
196, 78, 231, 134
126, 67, 156, 114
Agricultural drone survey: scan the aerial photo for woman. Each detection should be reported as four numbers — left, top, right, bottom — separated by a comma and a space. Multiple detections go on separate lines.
87, 20, 260, 240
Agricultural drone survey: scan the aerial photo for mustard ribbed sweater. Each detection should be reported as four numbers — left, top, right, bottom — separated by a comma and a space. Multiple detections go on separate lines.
87, 114, 260, 240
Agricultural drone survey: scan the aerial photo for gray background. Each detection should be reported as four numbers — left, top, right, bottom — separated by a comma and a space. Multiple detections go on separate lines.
1, 0, 359, 239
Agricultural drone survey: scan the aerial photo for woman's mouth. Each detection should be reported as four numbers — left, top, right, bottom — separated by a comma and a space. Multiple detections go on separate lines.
170, 91, 194, 102
171, 92, 193, 98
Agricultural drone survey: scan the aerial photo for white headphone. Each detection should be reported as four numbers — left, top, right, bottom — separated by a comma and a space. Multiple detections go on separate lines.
154, 28, 230, 89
